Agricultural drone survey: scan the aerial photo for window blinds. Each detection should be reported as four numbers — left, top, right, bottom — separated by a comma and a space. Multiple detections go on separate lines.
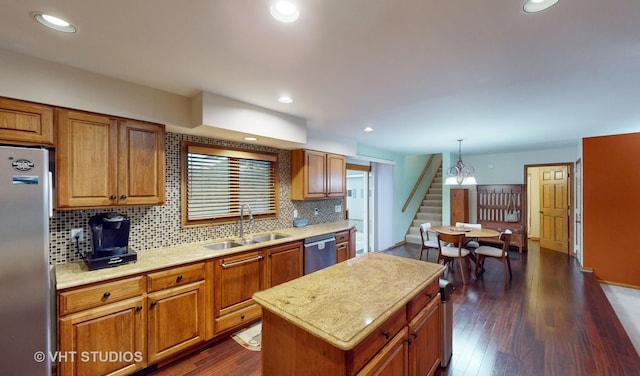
186, 145, 277, 222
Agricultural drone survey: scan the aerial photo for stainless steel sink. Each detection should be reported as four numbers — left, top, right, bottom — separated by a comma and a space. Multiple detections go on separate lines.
203, 240, 245, 250
250, 233, 291, 243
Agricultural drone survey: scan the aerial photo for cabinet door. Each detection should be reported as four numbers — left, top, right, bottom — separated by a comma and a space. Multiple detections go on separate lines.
266, 242, 303, 288
304, 149, 327, 198
450, 188, 469, 225
58, 297, 146, 376
336, 241, 349, 264
56, 109, 118, 208
118, 120, 166, 205
147, 281, 206, 364
214, 251, 264, 333
0, 97, 54, 145
356, 327, 408, 376
408, 297, 440, 376
326, 153, 346, 198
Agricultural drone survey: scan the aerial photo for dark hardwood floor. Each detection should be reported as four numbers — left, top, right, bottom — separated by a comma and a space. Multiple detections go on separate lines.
147, 241, 640, 376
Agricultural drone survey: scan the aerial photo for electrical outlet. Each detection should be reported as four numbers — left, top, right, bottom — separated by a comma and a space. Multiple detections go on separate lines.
70, 228, 84, 242
334, 205, 342, 213
314, 208, 319, 216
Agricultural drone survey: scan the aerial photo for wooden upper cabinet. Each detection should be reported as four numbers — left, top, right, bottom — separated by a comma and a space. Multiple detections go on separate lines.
0, 97, 54, 146
56, 109, 165, 209
326, 152, 346, 198
118, 119, 166, 206
291, 149, 346, 200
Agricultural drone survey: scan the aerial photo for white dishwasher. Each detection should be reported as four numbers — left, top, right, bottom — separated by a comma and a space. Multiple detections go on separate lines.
303, 233, 336, 275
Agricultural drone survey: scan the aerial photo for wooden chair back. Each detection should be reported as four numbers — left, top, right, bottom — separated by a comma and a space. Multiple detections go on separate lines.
499, 232, 513, 255
437, 232, 466, 255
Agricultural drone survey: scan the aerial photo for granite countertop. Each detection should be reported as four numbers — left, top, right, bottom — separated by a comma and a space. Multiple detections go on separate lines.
252, 252, 445, 351
55, 220, 356, 290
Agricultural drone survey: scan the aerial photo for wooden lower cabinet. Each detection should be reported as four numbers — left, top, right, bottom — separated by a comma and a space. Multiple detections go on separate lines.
213, 250, 264, 334
357, 328, 409, 376
265, 241, 303, 288
58, 297, 146, 376
147, 281, 206, 364
261, 278, 441, 376
408, 297, 441, 376
336, 229, 357, 263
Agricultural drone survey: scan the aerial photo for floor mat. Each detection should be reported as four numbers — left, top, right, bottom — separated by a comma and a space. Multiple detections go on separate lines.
230, 321, 261, 351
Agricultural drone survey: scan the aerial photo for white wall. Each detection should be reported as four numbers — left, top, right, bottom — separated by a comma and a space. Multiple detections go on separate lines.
0, 48, 191, 127
464, 146, 580, 184
0, 48, 357, 155
444, 146, 581, 225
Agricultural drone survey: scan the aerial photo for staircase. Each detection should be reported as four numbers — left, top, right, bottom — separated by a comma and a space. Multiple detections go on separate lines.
405, 165, 443, 245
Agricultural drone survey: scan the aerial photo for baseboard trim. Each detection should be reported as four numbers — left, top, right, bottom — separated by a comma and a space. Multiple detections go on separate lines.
599, 280, 640, 290
580, 267, 593, 273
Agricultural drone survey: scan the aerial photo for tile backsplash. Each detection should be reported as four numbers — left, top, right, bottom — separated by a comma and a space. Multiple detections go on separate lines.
49, 132, 344, 264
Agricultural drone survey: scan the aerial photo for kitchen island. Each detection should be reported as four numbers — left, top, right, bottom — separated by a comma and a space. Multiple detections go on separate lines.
252, 252, 446, 376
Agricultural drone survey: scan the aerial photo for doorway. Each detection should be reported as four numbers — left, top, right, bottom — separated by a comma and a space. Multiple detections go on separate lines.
525, 163, 574, 255
346, 164, 371, 254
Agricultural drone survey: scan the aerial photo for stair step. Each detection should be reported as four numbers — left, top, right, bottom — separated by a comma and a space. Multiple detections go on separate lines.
405, 161, 444, 245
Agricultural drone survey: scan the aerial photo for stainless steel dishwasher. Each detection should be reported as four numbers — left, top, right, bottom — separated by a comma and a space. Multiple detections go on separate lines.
303, 233, 336, 275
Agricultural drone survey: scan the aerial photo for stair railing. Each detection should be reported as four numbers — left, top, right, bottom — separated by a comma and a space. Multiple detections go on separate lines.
402, 154, 436, 212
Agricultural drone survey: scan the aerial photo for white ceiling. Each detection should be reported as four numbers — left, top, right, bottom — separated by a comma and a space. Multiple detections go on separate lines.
1, 0, 640, 155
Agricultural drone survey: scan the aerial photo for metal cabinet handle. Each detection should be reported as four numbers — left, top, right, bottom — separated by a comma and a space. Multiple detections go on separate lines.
176, 274, 183, 282
136, 305, 143, 311
150, 301, 157, 308
412, 331, 418, 339
241, 315, 245, 320
103, 292, 111, 298
120, 194, 127, 200
109, 195, 117, 200
221, 255, 263, 269
427, 293, 433, 299
383, 331, 390, 340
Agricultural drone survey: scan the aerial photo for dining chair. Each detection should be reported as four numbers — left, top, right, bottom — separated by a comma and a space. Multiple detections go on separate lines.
437, 232, 472, 284
474, 230, 513, 283
419, 223, 440, 261
455, 222, 481, 249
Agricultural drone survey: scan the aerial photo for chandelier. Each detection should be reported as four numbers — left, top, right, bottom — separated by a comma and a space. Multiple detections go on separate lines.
445, 139, 477, 185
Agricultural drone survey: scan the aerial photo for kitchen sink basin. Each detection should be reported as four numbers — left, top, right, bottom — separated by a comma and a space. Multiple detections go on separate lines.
250, 233, 291, 243
203, 240, 245, 250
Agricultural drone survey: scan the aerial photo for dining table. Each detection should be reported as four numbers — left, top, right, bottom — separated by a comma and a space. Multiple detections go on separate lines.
430, 225, 501, 276
430, 225, 500, 239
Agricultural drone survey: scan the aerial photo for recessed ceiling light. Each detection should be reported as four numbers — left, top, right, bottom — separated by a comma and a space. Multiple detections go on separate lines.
270, 1, 300, 23
32, 12, 77, 33
363, 127, 374, 132
523, 0, 559, 13
244, 136, 259, 141
278, 96, 293, 104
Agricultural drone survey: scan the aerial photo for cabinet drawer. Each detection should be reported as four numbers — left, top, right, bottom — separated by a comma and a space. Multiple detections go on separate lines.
350, 306, 407, 374
215, 303, 262, 334
147, 263, 205, 293
406, 279, 439, 321
59, 276, 145, 316
335, 230, 349, 244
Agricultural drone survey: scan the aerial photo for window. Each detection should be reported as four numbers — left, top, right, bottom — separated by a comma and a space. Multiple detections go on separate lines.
182, 142, 278, 226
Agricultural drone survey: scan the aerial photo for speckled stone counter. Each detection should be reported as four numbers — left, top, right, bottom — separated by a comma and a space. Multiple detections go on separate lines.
252, 252, 445, 351
55, 220, 355, 290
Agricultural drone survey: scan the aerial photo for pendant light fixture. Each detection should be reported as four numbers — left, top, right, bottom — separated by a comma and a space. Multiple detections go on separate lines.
445, 139, 477, 185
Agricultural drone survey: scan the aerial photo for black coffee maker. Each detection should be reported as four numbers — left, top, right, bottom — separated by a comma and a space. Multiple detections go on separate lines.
88, 212, 131, 257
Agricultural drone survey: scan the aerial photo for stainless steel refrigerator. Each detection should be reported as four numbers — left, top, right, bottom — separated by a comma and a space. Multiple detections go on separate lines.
0, 145, 52, 375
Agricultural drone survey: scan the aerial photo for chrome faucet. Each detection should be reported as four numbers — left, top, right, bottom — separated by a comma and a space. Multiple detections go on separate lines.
239, 203, 254, 242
